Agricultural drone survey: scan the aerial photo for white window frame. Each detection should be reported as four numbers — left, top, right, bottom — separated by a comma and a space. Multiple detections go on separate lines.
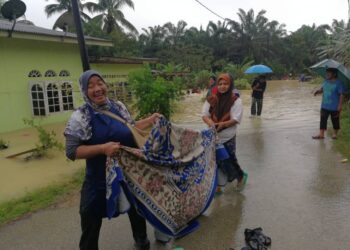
59, 70, 70, 77
44, 70, 57, 77
45, 81, 62, 114
105, 81, 132, 103
28, 80, 75, 117
28, 70, 42, 78
60, 81, 75, 111
29, 81, 48, 116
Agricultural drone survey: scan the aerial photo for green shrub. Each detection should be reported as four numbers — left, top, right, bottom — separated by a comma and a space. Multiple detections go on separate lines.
23, 119, 64, 160
235, 78, 251, 90
129, 66, 182, 119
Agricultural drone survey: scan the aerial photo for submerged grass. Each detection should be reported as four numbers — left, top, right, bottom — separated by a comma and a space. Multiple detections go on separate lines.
0, 169, 84, 227
334, 109, 350, 160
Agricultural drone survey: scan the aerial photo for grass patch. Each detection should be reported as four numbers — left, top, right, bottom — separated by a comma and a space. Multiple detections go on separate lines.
334, 109, 350, 160
0, 169, 84, 226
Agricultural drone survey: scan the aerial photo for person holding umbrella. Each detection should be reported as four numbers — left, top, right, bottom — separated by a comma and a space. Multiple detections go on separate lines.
251, 75, 267, 117
245, 65, 272, 117
312, 68, 344, 139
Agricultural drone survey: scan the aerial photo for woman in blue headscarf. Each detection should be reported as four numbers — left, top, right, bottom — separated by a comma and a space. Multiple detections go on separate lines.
64, 70, 159, 250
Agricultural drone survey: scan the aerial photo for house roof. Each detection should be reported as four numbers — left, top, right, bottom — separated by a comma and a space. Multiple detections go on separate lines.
90, 57, 159, 65
0, 19, 113, 47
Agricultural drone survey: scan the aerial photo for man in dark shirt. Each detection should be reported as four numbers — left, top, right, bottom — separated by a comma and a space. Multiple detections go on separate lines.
251, 75, 267, 116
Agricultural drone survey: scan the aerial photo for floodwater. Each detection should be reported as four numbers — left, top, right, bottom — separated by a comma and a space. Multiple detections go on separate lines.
0, 123, 83, 203
1, 80, 350, 250
172, 80, 350, 250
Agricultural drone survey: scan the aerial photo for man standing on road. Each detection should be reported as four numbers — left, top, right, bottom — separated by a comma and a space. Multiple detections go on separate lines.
251, 75, 267, 117
313, 68, 344, 140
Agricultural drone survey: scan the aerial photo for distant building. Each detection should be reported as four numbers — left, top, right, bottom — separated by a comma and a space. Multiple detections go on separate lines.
0, 20, 157, 133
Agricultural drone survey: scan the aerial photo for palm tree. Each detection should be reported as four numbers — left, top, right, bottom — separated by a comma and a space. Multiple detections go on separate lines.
227, 9, 269, 62
85, 0, 137, 34
231, 9, 269, 38
163, 20, 187, 45
318, 20, 350, 65
206, 20, 229, 38
140, 25, 166, 42
262, 20, 287, 59
331, 19, 348, 33
183, 26, 209, 47
227, 9, 289, 63
139, 25, 166, 57
204, 20, 233, 63
45, 0, 90, 31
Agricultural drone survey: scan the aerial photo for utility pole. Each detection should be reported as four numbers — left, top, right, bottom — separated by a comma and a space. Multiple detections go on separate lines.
71, 0, 90, 71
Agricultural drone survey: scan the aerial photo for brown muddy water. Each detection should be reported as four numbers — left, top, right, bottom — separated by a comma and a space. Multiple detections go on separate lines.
1, 80, 350, 250
0, 123, 83, 203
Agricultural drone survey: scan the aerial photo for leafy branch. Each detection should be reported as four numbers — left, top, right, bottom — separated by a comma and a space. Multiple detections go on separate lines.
23, 119, 64, 160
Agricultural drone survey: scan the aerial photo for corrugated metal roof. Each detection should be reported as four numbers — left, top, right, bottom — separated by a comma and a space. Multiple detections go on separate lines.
0, 19, 109, 43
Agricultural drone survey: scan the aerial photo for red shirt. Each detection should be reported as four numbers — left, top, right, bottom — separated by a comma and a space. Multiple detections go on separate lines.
211, 86, 218, 95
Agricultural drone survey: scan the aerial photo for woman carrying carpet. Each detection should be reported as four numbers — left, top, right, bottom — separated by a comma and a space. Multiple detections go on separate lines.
64, 70, 160, 250
202, 73, 248, 191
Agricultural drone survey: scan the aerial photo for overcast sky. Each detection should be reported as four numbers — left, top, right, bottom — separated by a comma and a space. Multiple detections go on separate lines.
21, 0, 349, 33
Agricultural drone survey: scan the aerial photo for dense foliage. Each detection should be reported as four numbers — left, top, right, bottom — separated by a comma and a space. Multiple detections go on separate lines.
128, 66, 183, 119
44, 1, 350, 76
85, 9, 347, 75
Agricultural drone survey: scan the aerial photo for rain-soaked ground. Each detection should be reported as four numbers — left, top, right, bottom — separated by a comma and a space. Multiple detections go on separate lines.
1, 80, 350, 250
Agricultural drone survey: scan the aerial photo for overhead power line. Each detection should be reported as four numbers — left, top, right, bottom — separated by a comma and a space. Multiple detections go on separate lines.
194, 0, 228, 21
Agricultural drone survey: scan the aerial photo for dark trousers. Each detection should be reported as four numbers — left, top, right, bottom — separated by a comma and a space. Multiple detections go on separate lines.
251, 97, 263, 116
320, 108, 340, 130
79, 205, 147, 250
223, 136, 244, 180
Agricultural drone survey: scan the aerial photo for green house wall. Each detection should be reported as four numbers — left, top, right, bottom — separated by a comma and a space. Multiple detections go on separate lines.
0, 37, 144, 134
